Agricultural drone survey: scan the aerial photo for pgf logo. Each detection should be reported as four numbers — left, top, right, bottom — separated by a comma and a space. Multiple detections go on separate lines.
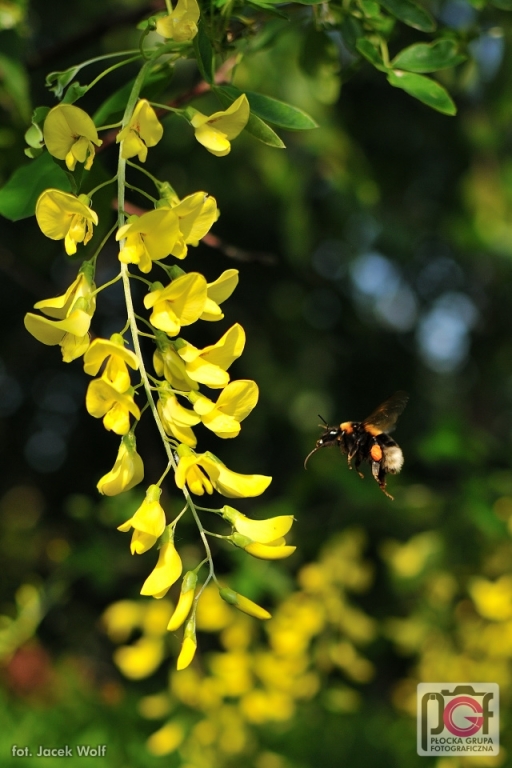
417, 683, 499, 756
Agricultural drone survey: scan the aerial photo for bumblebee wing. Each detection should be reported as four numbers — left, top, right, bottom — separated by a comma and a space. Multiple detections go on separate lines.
362, 391, 409, 434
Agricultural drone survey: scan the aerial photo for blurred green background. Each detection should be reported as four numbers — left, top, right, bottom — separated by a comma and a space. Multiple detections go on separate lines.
1, 0, 512, 764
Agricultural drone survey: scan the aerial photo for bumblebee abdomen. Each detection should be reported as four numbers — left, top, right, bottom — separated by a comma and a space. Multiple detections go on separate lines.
381, 444, 404, 474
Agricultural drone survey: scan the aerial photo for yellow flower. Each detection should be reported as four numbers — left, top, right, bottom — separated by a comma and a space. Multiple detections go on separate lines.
144, 272, 207, 336
118, 484, 166, 555
189, 379, 258, 438
154, 338, 198, 391
36, 189, 98, 255
84, 334, 139, 393
201, 269, 239, 322
175, 445, 271, 498
33, 267, 96, 319
86, 378, 140, 435
167, 192, 219, 260
219, 587, 271, 620
167, 571, 197, 631
97, 434, 144, 496
176, 617, 197, 670
114, 637, 165, 679
140, 531, 183, 599
231, 533, 296, 560
116, 99, 163, 162
190, 95, 250, 157
24, 266, 96, 361
221, 505, 294, 543
146, 722, 185, 757
116, 209, 180, 274
156, 0, 200, 42
157, 385, 199, 447
43, 104, 102, 171
175, 323, 245, 389
24, 304, 93, 362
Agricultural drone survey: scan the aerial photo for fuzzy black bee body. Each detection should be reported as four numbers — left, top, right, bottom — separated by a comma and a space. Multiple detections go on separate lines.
304, 391, 408, 499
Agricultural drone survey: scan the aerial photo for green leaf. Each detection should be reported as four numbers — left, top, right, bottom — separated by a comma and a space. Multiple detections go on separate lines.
216, 88, 285, 147
218, 85, 317, 130
356, 38, 387, 70
245, 113, 285, 148
194, 21, 214, 84
339, 16, 364, 54
0, 153, 73, 221
62, 82, 89, 104
387, 70, 456, 115
359, 0, 381, 16
379, 0, 436, 31
46, 66, 81, 99
391, 39, 466, 72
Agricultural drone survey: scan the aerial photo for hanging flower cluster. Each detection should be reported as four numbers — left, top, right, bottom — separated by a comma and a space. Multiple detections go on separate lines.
24, 84, 293, 672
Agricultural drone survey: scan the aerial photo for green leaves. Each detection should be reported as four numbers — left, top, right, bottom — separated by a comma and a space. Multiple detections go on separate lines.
218, 85, 318, 131
194, 21, 214, 84
379, 0, 436, 31
0, 153, 72, 221
391, 39, 466, 72
387, 70, 456, 115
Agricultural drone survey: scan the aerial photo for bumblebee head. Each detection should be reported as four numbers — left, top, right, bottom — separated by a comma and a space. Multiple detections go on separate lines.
304, 427, 340, 469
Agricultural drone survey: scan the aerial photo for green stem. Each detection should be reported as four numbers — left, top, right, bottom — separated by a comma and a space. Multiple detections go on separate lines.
91, 272, 122, 298
87, 176, 117, 197
89, 223, 118, 265
87, 55, 141, 91
117, 55, 216, 586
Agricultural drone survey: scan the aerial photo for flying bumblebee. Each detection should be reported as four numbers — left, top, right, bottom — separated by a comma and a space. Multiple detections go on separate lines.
304, 391, 409, 499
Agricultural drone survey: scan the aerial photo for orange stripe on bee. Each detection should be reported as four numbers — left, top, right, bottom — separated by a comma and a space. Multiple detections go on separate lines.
370, 444, 383, 461
340, 422, 353, 433
364, 425, 383, 436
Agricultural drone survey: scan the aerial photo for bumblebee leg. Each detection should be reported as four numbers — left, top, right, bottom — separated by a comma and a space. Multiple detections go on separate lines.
354, 454, 364, 479
376, 464, 394, 500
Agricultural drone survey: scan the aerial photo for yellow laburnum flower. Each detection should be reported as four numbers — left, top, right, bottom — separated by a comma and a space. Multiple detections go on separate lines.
156, 0, 200, 42
60, 332, 91, 362
221, 505, 294, 543
140, 531, 183, 599
219, 587, 271, 620
201, 269, 239, 322
176, 617, 197, 670
118, 484, 166, 555
24, 304, 93, 359
144, 272, 207, 336
166, 192, 219, 260
189, 379, 258, 438
43, 104, 102, 171
175, 323, 245, 389
231, 533, 296, 560
86, 378, 140, 435
116, 209, 180, 274
146, 722, 185, 757
36, 189, 98, 256
114, 637, 165, 679
24, 265, 96, 361
33, 267, 96, 320
157, 386, 199, 447
190, 95, 250, 157
154, 342, 198, 391
175, 445, 271, 498
167, 571, 197, 631
116, 99, 163, 162
84, 334, 139, 393
97, 434, 144, 496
